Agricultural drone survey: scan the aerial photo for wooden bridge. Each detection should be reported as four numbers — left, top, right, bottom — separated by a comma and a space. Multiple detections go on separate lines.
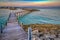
1, 13, 28, 40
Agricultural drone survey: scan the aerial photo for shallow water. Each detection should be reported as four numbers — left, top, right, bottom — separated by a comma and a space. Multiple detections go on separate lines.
0, 9, 10, 29
0, 9, 60, 25
18, 9, 60, 25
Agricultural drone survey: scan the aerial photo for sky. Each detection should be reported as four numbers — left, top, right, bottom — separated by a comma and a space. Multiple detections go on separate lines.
0, 0, 60, 2
0, 0, 60, 7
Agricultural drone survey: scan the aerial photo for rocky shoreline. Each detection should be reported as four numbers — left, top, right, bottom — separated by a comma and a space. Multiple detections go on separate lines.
22, 24, 60, 33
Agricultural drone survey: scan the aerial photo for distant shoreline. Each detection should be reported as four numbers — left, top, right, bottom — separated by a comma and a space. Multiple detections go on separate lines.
0, 6, 60, 9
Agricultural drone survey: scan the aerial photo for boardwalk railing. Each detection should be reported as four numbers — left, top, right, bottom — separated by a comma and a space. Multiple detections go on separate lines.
0, 13, 11, 34
0, 23, 3, 33
28, 27, 32, 40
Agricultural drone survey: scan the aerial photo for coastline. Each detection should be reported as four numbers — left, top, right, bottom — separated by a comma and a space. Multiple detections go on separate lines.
22, 24, 60, 32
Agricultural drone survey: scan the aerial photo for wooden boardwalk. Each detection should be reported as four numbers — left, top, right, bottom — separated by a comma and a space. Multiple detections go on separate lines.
1, 13, 28, 40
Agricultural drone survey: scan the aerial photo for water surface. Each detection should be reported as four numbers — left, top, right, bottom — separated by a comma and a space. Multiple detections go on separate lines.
18, 9, 60, 25
0, 9, 10, 29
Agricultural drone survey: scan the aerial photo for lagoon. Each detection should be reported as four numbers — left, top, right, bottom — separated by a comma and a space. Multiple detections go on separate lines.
18, 9, 60, 25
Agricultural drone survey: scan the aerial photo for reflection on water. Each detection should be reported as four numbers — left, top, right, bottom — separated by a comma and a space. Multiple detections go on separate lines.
18, 9, 60, 25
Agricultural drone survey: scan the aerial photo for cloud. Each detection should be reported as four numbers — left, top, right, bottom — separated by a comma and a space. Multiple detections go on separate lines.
0, 2, 60, 7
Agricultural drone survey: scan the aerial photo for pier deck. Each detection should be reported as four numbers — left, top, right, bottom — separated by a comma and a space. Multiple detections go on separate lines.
1, 13, 28, 40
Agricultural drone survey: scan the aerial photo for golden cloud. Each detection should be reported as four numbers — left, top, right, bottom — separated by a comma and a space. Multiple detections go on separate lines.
0, 2, 60, 7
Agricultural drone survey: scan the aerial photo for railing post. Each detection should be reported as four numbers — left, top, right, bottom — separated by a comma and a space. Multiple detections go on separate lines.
28, 27, 32, 40
0, 23, 3, 33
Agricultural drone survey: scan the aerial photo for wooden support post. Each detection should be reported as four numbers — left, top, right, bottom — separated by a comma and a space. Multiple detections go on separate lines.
28, 27, 32, 40
0, 23, 3, 33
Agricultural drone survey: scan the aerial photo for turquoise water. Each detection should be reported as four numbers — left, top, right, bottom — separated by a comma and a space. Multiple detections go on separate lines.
0, 9, 10, 29
18, 9, 60, 25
